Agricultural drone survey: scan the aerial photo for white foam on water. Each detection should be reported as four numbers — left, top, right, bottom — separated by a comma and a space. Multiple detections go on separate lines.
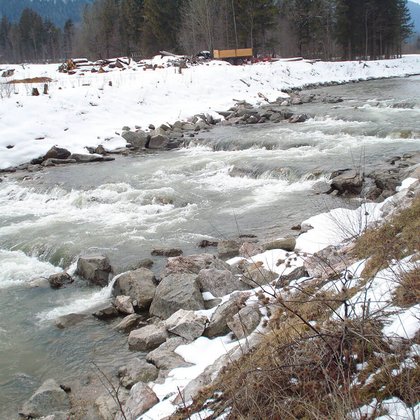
0, 249, 62, 289
36, 274, 121, 322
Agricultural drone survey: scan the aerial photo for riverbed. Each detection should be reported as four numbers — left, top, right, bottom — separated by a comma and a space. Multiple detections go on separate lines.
1, 76, 420, 418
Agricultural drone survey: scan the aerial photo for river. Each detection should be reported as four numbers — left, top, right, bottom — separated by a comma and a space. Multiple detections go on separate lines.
1, 76, 420, 418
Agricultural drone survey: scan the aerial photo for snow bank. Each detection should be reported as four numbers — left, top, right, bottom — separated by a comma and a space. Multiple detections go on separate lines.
1, 55, 420, 169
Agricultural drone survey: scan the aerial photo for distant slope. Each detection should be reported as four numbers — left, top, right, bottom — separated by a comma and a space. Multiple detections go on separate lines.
0, 0, 92, 27
408, 1, 420, 33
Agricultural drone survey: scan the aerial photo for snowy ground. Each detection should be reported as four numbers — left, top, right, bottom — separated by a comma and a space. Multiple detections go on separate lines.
1, 55, 420, 169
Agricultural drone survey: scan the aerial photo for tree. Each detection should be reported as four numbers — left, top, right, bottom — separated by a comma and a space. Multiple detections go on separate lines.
63, 19, 75, 57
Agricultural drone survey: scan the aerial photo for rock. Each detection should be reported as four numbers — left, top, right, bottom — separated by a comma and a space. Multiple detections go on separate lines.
164, 309, 207, 341
43, 146, 71, 161
304, 244, 355, 280
95, 390, 129, 420
121, 130, 149, 149
205, 295, 244, 338
112, 268, 156, 311
330, 169, 364, 195
118, 358, 158, 389
114, 314, 144, 333
147, 134, 169, 149
48, 272, 73, 289
136, 258, 154, 269
227, 305, 261, 339
70, 154, 114, 163
149, 273, 205, 319
93, 305, 119, 320
114, 295, 135, 315
128, 323, 168, 351
117, 382, 159, 420
263, 237, 296, 252
239, 241, 262, 258
146, 337, 189, 370
198, 239, 218, 248
163, 254, 230, 276
76, 255, 113, 287
197, 268, 249, 297
217, 240, 241, 259
42, 158, 77, 167
276, 266, 309, 287
240, 264, 278, 288
55, 313, 89, 329
289, 113, 309, 123
151, 248, 183, 257
19, 379, 70, 418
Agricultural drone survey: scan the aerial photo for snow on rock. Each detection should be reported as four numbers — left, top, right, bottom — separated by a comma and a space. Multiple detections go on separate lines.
1, 55, 420, 169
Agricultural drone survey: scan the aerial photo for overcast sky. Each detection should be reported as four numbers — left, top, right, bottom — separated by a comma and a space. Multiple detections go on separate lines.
411, 0, 420, 5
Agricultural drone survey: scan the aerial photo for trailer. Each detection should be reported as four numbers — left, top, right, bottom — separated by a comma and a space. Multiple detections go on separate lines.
213, 48, 253, 64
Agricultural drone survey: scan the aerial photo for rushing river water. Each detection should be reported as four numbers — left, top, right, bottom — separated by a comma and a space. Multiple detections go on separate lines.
1, 76, 420, 418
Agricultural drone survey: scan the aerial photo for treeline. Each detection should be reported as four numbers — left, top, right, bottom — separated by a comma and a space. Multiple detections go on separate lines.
0, 10, 74, 62
0, 0, 414, 64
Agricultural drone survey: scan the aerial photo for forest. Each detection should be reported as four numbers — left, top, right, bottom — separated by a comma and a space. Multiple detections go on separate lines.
0, 0, 414, 64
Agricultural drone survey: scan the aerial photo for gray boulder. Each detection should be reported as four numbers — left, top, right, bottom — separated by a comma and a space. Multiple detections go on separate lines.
76, 255, 112, 287
149, 273, 205, 319
70, 154, 114, 163
197, 268, 249, 297
330, 169, 364, 195
164, 309, 207, 341
95, 391, 129, 420
112, 268, 156, 311
114, 314, 144, 333
263, 237, 296, 252
128, 323, 168, 351
43, 146, 71, 160
114, 295, 134, 315
93, 304, 119, 320
217, 240, 240, 259
122, 130, 149, 149
19, 379, 70, 418
205, 295, 244, 338
116, 382, 158, 420
240, 264, 278, 288
162, 253, 228, 276
146, 337, 190, 370
118, 358, 158, 389
227, 305, 261, 339
48, 272, 73, 289
147, 134, 169, 149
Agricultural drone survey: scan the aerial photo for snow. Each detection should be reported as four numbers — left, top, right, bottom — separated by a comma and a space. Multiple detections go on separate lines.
1, 55, 420, 169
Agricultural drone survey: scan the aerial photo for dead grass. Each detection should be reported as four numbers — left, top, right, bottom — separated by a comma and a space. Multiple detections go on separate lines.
7, 77, 53, 84
353, 196, 420, 279
393, 266, 420, 308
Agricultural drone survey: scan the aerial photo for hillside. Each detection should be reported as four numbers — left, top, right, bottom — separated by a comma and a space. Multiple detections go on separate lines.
0, 0, 92, 26
409, 0, 420, 33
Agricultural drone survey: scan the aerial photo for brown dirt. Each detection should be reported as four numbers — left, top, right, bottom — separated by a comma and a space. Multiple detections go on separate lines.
7, 77, 53, 84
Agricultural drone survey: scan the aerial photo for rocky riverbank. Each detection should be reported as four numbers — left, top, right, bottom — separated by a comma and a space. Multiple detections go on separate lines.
17, 148, 420, 419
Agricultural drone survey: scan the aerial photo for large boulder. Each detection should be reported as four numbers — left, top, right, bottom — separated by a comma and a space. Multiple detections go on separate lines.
76, 255, 112, 287
114, 295, 135, 315
330, 169, 364, 195
263, 237, 296, 252
204, 294, 244, 338
19, 379, 70, 418
149, 273, 205, 319
112, 268, 156, 311
240, 264, 278, 288
217, 240, 240, 259
128, 323, 168, 351
146, 337, 190, 370
48, 272, 73, 289
147, 134, 169, 149
116, 382, 158, 420
162, 254, 230, 277
227, 305, 261, 339
197, 268, 249, 297
113, 314, 144, 333
164, 309, 207, 341
95, 391, 129, 420
118, 358, 158, 389
121, 130, 149, 149
43, 146, 71, 161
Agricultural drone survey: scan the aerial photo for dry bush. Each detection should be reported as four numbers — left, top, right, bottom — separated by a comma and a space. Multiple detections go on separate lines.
393, 265, 420, 308
353, 196, 420, 279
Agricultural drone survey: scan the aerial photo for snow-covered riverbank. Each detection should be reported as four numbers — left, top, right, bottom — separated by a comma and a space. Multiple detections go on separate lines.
1, 55, 420, 169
